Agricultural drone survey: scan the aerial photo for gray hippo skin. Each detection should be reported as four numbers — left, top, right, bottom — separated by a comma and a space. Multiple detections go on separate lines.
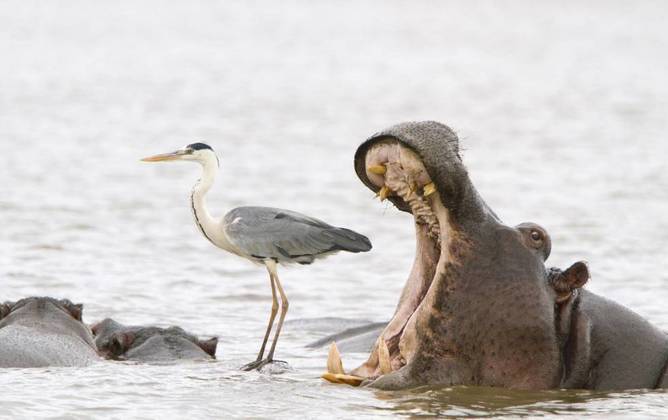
92, 318, 218, 362
308, 322, 386, 353
549, 264, 668, 389
0, 297, 99, 367
327, 121, 668, 390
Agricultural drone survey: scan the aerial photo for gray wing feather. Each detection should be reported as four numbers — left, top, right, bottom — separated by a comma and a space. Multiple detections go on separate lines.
223, 207, 371, 264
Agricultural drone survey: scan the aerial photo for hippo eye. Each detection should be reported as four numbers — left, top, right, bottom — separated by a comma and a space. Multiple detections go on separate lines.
530, 230, 543, 242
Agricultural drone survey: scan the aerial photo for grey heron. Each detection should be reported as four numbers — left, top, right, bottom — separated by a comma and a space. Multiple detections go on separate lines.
141, 143, 372, 370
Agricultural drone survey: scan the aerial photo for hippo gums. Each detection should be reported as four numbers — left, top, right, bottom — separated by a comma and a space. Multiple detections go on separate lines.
323, 121, 668, 390
92, 318, 218, 362
0, 297, 98, 367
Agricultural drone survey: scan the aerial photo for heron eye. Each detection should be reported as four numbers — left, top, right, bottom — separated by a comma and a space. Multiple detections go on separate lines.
531, 230, 542, 242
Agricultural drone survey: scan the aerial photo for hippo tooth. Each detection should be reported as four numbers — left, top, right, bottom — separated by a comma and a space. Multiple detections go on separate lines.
378, 339, 392, 375
367, 164, 387, 175
323, 342, 365, 386
321, 373, 365, 387
327, 342, 345, 374
379, 186, 391, 201
423, 182, 437, 197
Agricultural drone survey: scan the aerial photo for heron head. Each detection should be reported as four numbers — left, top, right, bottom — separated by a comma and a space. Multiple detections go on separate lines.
141, 142, 219, 166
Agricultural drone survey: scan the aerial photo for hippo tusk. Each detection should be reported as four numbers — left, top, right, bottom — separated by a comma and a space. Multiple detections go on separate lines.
322, 342, 365, 386
423, 182, 436, 197
321, 372, 365, 386
326, 342, 345, 375
378, 338, 392, 375
367, 164, 387, 175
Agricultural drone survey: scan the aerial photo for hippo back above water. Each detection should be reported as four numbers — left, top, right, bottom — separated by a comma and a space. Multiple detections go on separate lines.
0, 297, 98, 368
92, 318, 218, 362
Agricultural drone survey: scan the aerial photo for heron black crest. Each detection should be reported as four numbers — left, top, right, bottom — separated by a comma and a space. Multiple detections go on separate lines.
187, 142, 214, 151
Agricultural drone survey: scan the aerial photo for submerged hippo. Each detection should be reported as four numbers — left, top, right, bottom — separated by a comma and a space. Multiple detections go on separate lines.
307, 321, 386, 353
92, 318, 218, 362
0, 297, 98, 367
323, 121, 668, 390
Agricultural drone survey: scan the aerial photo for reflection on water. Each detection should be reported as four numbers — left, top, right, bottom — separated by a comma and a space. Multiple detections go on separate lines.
377, 386, 619, 417
1, 0, 668, 418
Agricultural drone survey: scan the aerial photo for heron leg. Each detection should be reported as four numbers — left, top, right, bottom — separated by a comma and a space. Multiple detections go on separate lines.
256, 267, 278, 361
266, 267, 289, 361
241, 262, 279, 371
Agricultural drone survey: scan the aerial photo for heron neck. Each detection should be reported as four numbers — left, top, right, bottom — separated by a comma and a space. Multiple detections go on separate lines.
190, 159, 220, 245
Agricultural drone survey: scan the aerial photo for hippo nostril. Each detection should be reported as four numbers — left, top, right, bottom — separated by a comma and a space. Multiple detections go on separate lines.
109, 338, 124, 356
108, 332, 134, 357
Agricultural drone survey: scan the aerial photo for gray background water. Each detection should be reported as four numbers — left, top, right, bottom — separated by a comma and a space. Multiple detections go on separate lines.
1, 0, 667, 418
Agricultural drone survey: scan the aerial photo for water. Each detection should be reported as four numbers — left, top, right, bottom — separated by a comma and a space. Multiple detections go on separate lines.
1, 0, 667, 417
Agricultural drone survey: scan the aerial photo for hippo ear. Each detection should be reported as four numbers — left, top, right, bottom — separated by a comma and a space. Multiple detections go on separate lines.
198, 337, 218, 358
551, 261, 590, 303
67, 303, 84, 322
564, 262, 589, 288
0, 302, 13, 319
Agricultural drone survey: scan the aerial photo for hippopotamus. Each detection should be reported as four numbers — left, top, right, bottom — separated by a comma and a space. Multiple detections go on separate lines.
0, 297, 99, 367
92, 318, 218, 362
322, 121, 668, 390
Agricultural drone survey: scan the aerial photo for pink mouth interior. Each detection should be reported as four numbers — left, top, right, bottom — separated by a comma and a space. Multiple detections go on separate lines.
349, 140, 452, 379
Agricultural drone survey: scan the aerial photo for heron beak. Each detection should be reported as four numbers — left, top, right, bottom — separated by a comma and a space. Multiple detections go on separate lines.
141, 150, 186, 162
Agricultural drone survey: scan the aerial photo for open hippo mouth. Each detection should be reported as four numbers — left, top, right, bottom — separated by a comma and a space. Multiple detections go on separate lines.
324, 123, 475, 385
324, 122, 561, 389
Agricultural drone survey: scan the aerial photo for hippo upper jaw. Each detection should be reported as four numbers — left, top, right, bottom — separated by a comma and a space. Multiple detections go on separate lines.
354, 121, 499, 228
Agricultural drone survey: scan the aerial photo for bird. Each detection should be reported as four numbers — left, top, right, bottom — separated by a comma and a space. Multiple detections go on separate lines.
141, 142, 372, 370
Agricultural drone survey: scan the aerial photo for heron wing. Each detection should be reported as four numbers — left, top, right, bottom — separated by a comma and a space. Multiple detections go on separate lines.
223, 207, 371, 264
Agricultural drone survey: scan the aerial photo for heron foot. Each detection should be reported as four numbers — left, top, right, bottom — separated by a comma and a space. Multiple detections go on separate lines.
240, 358, 266, 371
240, 358, 290, 373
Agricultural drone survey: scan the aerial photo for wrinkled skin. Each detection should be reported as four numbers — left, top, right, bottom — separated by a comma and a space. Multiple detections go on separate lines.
0, 297, 98, 367
92, 318, 218, 362
332, 121, 668, 390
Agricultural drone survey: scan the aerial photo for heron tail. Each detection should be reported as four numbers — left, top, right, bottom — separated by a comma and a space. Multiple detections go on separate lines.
325, 227, 372, 253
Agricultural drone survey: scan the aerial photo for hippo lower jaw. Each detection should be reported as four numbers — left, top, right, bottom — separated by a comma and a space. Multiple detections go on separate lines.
325, 140, 468, 386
